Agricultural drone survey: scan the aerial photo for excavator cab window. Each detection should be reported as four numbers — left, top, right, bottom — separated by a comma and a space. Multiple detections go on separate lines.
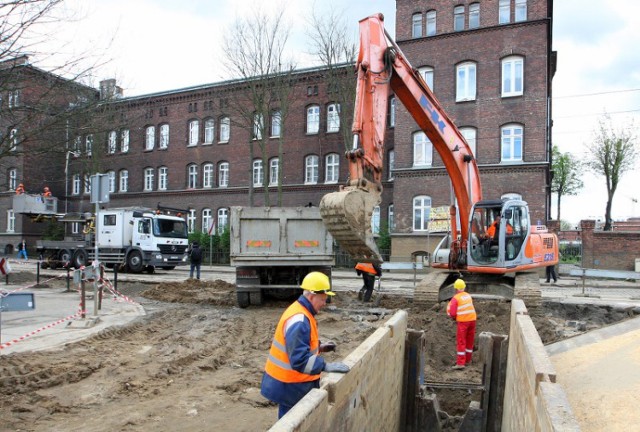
469, 207, 502, 264
504, 205, 528, 261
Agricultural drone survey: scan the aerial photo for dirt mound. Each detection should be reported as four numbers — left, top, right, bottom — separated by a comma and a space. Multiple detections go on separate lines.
141, 279, 236, 306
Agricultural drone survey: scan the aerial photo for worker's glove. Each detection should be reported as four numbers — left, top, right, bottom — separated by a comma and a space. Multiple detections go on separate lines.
324, 362, 349, 373
319, 341, 336, 353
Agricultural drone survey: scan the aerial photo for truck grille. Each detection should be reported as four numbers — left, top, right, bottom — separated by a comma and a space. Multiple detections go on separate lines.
158, 245, 187, 254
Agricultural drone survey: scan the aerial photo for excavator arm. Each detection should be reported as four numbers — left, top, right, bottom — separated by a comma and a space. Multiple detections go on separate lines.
320, 14, 482, 265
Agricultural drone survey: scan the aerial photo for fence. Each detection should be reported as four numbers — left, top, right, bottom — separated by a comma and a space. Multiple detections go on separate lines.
559, 243, 582, 265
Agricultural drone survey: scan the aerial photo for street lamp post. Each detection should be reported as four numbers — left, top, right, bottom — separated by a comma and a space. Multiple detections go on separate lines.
65, 151, 79, 214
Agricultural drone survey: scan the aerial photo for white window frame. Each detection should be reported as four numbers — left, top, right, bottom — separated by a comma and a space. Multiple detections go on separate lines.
119, 170, 128, 192
469, 3, 480, 29
85, 134, 93, 156
8, 168, 17, 191
145, 126, 155, 150
388, 150, 395, 180
454, 5, 465, 31
325, 153, 339, 184
72, 174, 80, 195
388, 204, 395, 232
418, 66, 434, 90
159, 124, 169, 149
306, 105, 320, 134
501, 124, 523, 162
426, 10, 436, 36
71, 222, 80, 234
217, 208, 229, 234
187, 209, 196, 233
304, 155, 319, 184
413, 132, 433, 167
121, 129, 130, 153
10, 128, 18, 151
203, 163, 214, 188
460, 127, 477, 156
252, 159, 264, 187
108, 131, 117, 154
412, 13, 422, 38
327, 103, 340, 133
6, 209, 15, 233
188, 120, 199, 146
269, 158, 279, 186
202, 208, 212, 233
107, 170, 116, 193
144, 168, 154, 191
515, 0, 527, 22
372, 206, 381, 235
413, 196, 432, 231
219, 117, 230, 142
499, 0, 510, 24
253, 113, 264, 140
502, 56, 524, 97
456, 62, 477, 102
84, 174, 90, 195
8, 90, 19, 108
204, 118, 215, 144
271, 110, 281, 138
188, 164, 198, 188
158, 166, 168, 191
218, 162, 229, 187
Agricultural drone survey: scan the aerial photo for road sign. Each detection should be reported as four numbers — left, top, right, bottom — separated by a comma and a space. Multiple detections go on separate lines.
90, 173, 110, 204
0, 292, 35, 312
0, 257, 11, 275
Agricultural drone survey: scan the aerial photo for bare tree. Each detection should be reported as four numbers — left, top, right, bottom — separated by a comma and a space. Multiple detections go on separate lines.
585, 115, 638, 231
222, 6, 295, 207
551, 145, 583, 223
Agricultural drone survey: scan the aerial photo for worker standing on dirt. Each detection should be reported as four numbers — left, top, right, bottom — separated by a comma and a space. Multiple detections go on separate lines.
355, 262, 382, 302
447, 279, 477, 370
261, 271, 350, 418
187, 241, 202, 279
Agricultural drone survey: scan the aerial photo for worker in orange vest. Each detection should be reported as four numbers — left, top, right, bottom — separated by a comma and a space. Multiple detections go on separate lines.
261, 272, 349, 418
355, 262, 382, 302
42, 186, 52, 197
15, 183, 24, 195
447, 279, 477, 370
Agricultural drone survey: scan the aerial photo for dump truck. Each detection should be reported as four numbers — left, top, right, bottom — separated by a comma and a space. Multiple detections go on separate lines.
230, 206, 335, 308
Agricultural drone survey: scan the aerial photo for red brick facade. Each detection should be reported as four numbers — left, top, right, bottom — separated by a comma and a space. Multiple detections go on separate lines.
581, 220, 640, 271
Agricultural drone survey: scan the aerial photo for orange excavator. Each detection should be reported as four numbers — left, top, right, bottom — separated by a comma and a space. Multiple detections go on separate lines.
319, 14, 558, 303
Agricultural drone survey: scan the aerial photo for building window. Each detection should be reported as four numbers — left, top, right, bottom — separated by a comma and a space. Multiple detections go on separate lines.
305, 155, 319, 184
158, 166, 168, 190
469, 3, 480, 29
8, 168, 17, 191
107, 170, 116, 193
72, 174, 81, 195
412, 13, 422, 38
426, 10, 436, 36
144, 168, 154, 191
188, 209, 196, 233
413, 196, 432, 231
121, 129, 130, 153
501, 124, 523, 162
388, 204, 395, 232
219, 117, 230, 142
502, 56, 524, 97
327, 103, 340, 133
389, 97, 396, 128
8, 90, 20, 108
6, 209, 15, 233
413, 132, 433, 167
460, 128, 477, 156
159, 124, 169, 149
187, 164, 198, 188
456, 62, 476, 102
202, 208, 212, 233
271, 110, 281, 138
10, 128, 18, 151
145, 126, 155, 150
454, 5, 465, 31
325, 153, 339, 184
372, 206, 381, 235
204, 118, 215, 144
85, 134, 93, 156
217, 208, 229, 234
388, 150, 395, 180
306, 105, 320, 134
218, 162, 229, 187
253, 113, 264, 140
108, 131, 117, 154
119, 170, 128, 192
252, 159, 264, 186
72, 136, 81, 153
499, 0, 510, 24
189, 120, 199, 146
269, 158, 279, 186
203, 163, 214, 188
418, 66, 434, 90
515, 0, 527, 22
84, 174, 91, 194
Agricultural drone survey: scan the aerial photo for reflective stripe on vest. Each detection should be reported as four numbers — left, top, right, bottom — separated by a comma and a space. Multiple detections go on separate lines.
264, 301, 321, 383
449, 292, 477, 322
355, 262, 376, 274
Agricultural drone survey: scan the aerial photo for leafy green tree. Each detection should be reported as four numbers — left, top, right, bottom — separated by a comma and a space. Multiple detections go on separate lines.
551, 145, 583, 222
585, 115, 638, 231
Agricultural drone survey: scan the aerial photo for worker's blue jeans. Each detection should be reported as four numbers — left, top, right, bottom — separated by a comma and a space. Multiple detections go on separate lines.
17, 250, 28, 260
278, 404, 293, 418
190, 262, 201, 279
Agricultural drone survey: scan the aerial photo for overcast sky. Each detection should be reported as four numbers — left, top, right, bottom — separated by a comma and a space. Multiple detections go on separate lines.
37, 0, 640, 225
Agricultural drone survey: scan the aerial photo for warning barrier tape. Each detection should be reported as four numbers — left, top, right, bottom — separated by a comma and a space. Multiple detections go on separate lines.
0, 309, 87, 350
99, 276, 139, 306
0, 274, 66, 298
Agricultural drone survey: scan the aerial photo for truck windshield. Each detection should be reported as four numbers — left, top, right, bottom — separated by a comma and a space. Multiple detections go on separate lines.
153, 218, 188, 238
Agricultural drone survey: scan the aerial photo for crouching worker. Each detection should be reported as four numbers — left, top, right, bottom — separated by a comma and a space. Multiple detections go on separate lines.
447, 279, 477, 370
261, 271, 350, 418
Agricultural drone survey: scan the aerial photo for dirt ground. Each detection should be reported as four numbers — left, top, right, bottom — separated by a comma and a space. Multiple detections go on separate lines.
0, 278, 635, 432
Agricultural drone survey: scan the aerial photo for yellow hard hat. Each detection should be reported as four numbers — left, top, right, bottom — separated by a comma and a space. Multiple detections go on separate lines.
454, 279, 466, 290
300, 272, 334, 296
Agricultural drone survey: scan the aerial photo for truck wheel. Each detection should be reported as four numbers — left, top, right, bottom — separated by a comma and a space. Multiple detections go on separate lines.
237, 292, 250, 308
59, 249, 72, 265
72, 249, 88, 269
126, 250, 144, 273
249, 291, 263, 306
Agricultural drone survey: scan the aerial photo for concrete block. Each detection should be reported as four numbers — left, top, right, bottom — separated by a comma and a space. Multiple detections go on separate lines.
537, 382, 581, 432
268, 388, 328, 432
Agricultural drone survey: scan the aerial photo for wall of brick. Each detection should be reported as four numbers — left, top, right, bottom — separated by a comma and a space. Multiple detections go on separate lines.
580, 220, 640, 271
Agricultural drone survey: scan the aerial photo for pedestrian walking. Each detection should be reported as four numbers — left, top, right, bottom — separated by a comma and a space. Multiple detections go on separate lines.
17, 239, 28, 261
187, 241, 202, 279
447, 279, 476, 370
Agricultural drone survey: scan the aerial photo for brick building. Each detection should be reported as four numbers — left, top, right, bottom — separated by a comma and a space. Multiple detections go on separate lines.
0, 0, 554, 262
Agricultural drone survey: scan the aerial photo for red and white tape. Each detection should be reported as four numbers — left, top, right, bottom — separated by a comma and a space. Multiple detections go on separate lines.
0, 310, 86, 350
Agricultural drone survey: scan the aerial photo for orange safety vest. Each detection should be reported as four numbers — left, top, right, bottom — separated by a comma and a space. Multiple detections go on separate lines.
264, 301, 321, 383
355, 262, 377, 275
447, 291, 477, 322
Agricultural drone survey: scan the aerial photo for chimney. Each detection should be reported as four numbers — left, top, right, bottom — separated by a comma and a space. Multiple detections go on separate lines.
99, 79, 123, 100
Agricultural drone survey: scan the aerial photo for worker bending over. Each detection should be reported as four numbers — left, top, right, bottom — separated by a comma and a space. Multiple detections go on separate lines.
355, 261, 382, 302
261, 272, 349, 418
447, 279, 477, 370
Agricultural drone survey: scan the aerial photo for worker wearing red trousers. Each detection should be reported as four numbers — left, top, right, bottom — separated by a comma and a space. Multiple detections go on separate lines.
447, 279, 477, 370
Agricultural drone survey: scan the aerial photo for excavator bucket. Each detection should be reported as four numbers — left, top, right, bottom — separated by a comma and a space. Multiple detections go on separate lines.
319, 186, 382, 263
